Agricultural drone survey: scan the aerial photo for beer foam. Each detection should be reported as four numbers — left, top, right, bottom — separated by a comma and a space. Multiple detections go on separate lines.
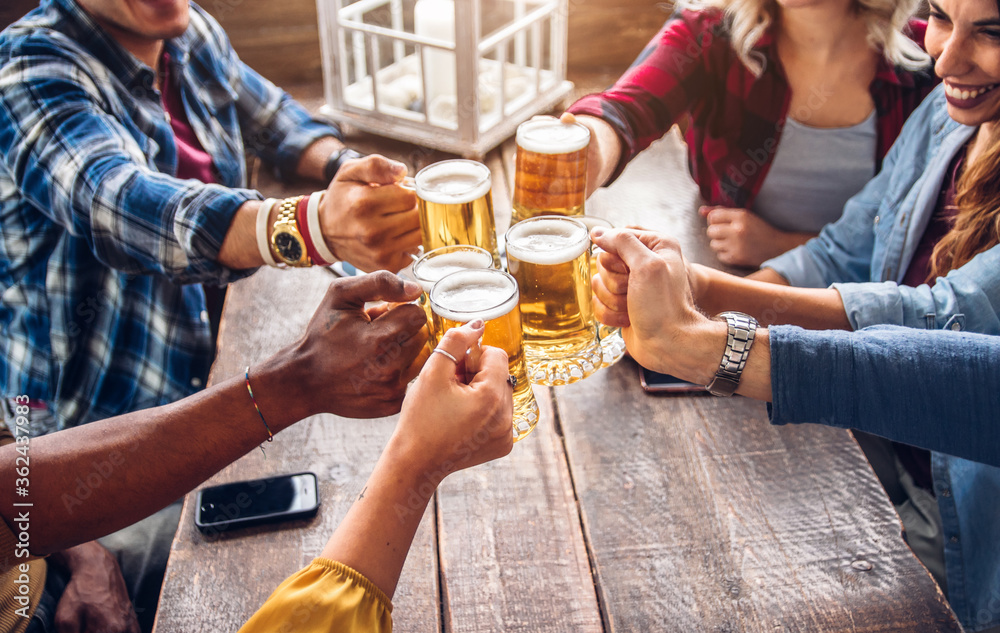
412, 249, 494, 292
516, 119, 590, 154
505, 217, 589, 265
415, 160, 492, 205
429, 269, 519, 322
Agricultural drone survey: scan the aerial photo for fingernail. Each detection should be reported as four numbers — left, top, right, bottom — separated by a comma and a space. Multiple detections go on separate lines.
590, 227, 605, 239
468, 319, 485, 330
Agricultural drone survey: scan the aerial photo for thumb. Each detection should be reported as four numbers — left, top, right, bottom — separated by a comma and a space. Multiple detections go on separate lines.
698, 205, 717, 218
591, 228, 660, 272
336, 154, 408, 186
326, 271, 421, 311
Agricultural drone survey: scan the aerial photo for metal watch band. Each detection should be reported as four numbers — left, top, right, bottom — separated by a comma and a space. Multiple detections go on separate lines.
270, 195, 310, 267
705, 311, 758, 397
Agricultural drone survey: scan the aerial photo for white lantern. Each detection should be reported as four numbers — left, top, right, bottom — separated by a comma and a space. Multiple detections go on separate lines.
316, 0, 574, 158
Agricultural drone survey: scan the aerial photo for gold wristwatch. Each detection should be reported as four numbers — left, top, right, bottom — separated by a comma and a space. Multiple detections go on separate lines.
270, 196, 310, 267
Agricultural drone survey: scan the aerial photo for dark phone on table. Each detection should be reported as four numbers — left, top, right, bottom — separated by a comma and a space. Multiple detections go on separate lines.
639, 366, 705, 394
194, 471, 319, 533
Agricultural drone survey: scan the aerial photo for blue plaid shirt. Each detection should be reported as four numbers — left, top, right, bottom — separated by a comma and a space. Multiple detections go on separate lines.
0, 0, 342, 431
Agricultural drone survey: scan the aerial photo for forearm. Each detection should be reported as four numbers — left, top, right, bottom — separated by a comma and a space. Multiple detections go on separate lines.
319, 435, 435, 599
650, 318, 772, 402
0, 346, 315, 554
695, 266, 851, 329
573, 114, 622, 196
769, 325, 1000, 467
296, 136, 346, 183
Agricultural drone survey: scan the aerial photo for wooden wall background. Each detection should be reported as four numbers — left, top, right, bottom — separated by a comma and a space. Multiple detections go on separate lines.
206, 0, 668, 87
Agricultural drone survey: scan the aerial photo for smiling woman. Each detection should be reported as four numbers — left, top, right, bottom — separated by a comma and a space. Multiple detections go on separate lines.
925, 0, 1000, 283
591, 1, 1000, 630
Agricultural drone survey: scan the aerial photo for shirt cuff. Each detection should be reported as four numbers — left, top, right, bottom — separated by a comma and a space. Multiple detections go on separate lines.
238, 558, 392, 633
766, 325, 845, 428
760, 247, 831, 289
831, 281, 904, 330
171, 184, 262, 284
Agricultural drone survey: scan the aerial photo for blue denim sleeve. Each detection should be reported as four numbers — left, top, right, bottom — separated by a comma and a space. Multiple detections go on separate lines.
833, 244, 1000, 335
768, 324, 1000, 468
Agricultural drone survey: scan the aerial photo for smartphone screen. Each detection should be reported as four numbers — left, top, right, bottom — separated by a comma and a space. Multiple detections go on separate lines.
639, 367, 705, 393
195, 472, 319, 533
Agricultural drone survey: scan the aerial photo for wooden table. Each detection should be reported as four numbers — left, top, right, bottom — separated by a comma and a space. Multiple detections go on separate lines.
154, 100, 961, 632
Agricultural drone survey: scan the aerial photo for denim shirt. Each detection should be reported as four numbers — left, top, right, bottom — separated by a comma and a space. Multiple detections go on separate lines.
764, 85, 1000, 632
0, 0, 341, 429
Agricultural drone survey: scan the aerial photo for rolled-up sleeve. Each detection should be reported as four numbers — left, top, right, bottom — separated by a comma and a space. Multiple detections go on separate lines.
239, 559, 392, 633
223, 27, 342, 182
567, 11, 711, 184
768, 324, 1000, 468
832, 244, 1000, 334
0, 53, 256, 285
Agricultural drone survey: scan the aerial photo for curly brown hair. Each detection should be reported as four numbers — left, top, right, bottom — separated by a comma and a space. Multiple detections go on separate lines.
927, 125, 1000, 281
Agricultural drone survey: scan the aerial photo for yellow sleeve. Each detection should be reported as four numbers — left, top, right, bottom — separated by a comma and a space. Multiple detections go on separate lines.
238, 558, 393, 633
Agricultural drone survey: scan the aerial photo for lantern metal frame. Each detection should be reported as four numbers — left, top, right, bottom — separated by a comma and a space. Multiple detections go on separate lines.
316, 0, 573, 158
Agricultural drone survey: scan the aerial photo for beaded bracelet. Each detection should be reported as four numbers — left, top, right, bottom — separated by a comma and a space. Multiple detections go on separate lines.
245, 366, 274, 457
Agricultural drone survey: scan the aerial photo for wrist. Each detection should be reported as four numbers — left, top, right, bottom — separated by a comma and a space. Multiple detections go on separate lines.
49, 540, 108, 571
249, 342, 321, 425
383, 427, 448, 491
674, 317, 731, 386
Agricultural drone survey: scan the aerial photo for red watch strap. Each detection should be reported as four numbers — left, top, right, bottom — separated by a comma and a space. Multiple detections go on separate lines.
296, 194, 330, 267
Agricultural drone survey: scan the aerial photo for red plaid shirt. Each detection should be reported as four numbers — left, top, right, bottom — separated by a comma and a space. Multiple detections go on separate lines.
568, 9, 938, 208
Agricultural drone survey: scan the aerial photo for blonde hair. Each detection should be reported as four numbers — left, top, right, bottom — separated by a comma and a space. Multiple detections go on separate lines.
927, 129, 1000, 282
680, 0, 931, 76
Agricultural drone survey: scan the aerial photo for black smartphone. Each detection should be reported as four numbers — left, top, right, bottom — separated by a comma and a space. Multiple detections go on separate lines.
194, 471, 319, 534
639, 366, 706, 394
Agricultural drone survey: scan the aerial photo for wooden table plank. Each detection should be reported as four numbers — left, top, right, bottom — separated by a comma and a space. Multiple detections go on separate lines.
436, 387, 604, 633
560, 128, 959, 632
155, 266, 441, 633
555, 360, 959, 632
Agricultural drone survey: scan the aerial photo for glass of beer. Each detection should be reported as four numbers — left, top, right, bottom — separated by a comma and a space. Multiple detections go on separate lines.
512, 118, 590, 223
429, 269, 539, 441
504, 215, 602, 385
578, 216, 626, 368
415, 160, 501, 267
410, 245, 494, 345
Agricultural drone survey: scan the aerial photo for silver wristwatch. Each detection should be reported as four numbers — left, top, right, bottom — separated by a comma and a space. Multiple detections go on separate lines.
705, 311, 759, 397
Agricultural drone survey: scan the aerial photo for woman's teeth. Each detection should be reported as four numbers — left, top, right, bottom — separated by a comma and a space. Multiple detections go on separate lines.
945, 83, 998, 100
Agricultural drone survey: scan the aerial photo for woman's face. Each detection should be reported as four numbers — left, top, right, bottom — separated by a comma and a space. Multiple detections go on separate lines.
926, 0, 1000, 127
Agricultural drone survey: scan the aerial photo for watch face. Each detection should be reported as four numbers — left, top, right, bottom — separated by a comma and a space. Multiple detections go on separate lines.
274, 232, 303, 263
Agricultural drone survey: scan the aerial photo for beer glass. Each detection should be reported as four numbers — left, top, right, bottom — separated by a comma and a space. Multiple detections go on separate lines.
410, 245, 494, 346
415, 160, 501, 266
578, 216, 626, 368
429, 269, 539, 441
505, 215, 602, 385
512, 118, 590, 223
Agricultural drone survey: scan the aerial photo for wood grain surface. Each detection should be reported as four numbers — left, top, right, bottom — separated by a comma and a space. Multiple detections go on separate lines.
555, 359, 960, 633
155, 266, 441, 633
436, 387, 603, 633
156, 77, 960, 633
